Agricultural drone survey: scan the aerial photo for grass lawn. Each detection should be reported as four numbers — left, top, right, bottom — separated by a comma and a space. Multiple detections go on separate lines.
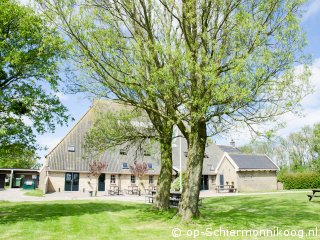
23, 189, 44, 197
0, 192, 319, 240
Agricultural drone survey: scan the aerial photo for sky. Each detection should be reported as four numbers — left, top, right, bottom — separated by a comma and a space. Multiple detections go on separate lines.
31, 0, 320, 163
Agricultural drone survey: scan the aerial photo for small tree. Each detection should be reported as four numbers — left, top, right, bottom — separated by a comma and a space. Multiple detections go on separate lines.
89, 160, 107, 196
129, 161, 148, 193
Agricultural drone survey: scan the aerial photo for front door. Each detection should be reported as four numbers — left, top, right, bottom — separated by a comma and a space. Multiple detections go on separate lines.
0, 174, 5, 189
219, 174, 224, 186
200, 175, 209, 190
65, 172, 79, 191
98, 174, 105, 191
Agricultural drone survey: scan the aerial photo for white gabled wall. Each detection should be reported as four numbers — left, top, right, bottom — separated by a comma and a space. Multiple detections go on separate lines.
215, 156, 239, 189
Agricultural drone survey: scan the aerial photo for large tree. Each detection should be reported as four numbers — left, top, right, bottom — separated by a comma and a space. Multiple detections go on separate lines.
0, 0, 70, 166
39, 0, 180, 210
39, 0, 311, 220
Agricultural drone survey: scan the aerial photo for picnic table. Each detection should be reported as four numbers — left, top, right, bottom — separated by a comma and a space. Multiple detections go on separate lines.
307, 189, 320, 201
169, 191, 181, 207
215, 185, 237, 193
145, 190, 203, 206
145, 189, 156, 203
126, 185, 141, 195
108, 185, 122, 195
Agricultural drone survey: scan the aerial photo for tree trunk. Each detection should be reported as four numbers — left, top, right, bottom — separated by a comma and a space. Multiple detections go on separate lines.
178, 121, 206, 221
95, 176, 98, 196
155, 129, 173, 210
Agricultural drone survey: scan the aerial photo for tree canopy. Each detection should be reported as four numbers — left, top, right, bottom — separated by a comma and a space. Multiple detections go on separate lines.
39, 0, 311, 220
0, 0, 70, 167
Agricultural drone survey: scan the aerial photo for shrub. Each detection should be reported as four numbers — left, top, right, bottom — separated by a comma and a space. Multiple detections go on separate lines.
279, 172, 320, 189
171, 172, 186, 191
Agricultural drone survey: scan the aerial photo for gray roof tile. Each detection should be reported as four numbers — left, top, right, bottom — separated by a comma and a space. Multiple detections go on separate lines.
228, 153, 278, 170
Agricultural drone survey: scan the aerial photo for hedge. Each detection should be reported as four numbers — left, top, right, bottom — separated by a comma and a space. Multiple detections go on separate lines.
279, 172, 320, 189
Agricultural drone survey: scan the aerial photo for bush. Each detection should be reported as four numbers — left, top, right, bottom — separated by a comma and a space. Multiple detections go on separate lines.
279, 172, 320, 189
171, 172, 186, 191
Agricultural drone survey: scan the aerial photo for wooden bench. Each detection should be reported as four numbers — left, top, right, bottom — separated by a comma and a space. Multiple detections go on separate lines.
307, 189, 320, 201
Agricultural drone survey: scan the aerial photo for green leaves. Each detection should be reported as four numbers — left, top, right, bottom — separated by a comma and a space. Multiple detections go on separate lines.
0, 0, 70, 166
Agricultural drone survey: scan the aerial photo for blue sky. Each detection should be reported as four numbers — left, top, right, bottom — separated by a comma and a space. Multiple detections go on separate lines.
34, 0, 320, 162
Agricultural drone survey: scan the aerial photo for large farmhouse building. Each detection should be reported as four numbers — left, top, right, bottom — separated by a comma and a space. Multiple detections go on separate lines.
39, 101, 279, 194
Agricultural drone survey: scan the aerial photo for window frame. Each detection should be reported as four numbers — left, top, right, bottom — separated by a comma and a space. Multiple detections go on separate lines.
131, 175, 136, 184
122, 162, 129, 169
149, 175, 154, 184
110, 175, 116, 184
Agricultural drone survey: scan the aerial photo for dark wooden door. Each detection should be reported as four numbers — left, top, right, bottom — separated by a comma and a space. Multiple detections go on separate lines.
200, 175, 209, 190
98, 174, 105, 191
0, 174, 5, 189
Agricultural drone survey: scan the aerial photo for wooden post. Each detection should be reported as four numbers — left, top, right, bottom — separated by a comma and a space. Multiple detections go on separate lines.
9, 169, 13, 188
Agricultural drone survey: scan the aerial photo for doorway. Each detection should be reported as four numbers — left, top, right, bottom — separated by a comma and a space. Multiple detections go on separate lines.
98, 174, 105, 191
64, 172, 79, 191
219, 174, 224, 186
0, 174, 5, 189
200, 175, 209, 190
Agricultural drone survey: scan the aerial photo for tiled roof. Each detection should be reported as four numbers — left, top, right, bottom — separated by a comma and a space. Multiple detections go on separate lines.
228, 153, 278, 170
46, 100, 278, 175
47, 100, 161, 174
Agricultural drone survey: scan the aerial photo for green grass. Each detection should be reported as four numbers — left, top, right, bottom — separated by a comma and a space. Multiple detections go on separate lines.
23, 189, 44, 197
0, 193, 319, 239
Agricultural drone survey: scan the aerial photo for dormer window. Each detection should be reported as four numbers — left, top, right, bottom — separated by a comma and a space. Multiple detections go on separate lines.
122, 162, 129, 169
67, 146, 75, 152
120, 149, 127, 155
208, 164, 214, 171
147, 163, 153, 169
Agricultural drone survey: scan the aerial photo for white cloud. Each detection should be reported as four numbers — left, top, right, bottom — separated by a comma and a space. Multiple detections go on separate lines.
215, 58, 320, 146
37, 135, 61, 151
303, 0, 320, 22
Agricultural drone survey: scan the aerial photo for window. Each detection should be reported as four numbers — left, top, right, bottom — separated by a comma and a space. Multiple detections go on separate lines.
122, 163, 129, 169
147, 163, 153, 169
208, 164, 214, 171
110, 175, 116, 184
144, 150, 151, 156
120, 149, 127, 155
131, 175, 136, 184
184, 151, 188, 157
67, 146, 75, 152
149, 175, 154, 184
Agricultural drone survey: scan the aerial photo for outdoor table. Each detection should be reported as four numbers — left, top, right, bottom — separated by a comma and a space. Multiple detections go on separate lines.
307, 189, 320, 201
216, 185, 237, 193
109, 185, 120, 195
169, 191, 181, 207
127, 185, 140, 195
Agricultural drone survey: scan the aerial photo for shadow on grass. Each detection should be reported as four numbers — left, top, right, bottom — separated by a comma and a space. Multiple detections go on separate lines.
0, 201, 139, 225
1, 194, 319, 228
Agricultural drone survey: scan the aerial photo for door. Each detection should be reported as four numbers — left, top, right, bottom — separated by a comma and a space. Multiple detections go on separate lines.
200, 175, 209, 190
0, 174, 5, 189
64, 172, 79, 191
219, 174, 224, 187
98, 174, 105, 191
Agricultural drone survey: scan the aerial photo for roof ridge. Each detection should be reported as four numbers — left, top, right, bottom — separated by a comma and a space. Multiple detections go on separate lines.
229, 153, 268, 156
